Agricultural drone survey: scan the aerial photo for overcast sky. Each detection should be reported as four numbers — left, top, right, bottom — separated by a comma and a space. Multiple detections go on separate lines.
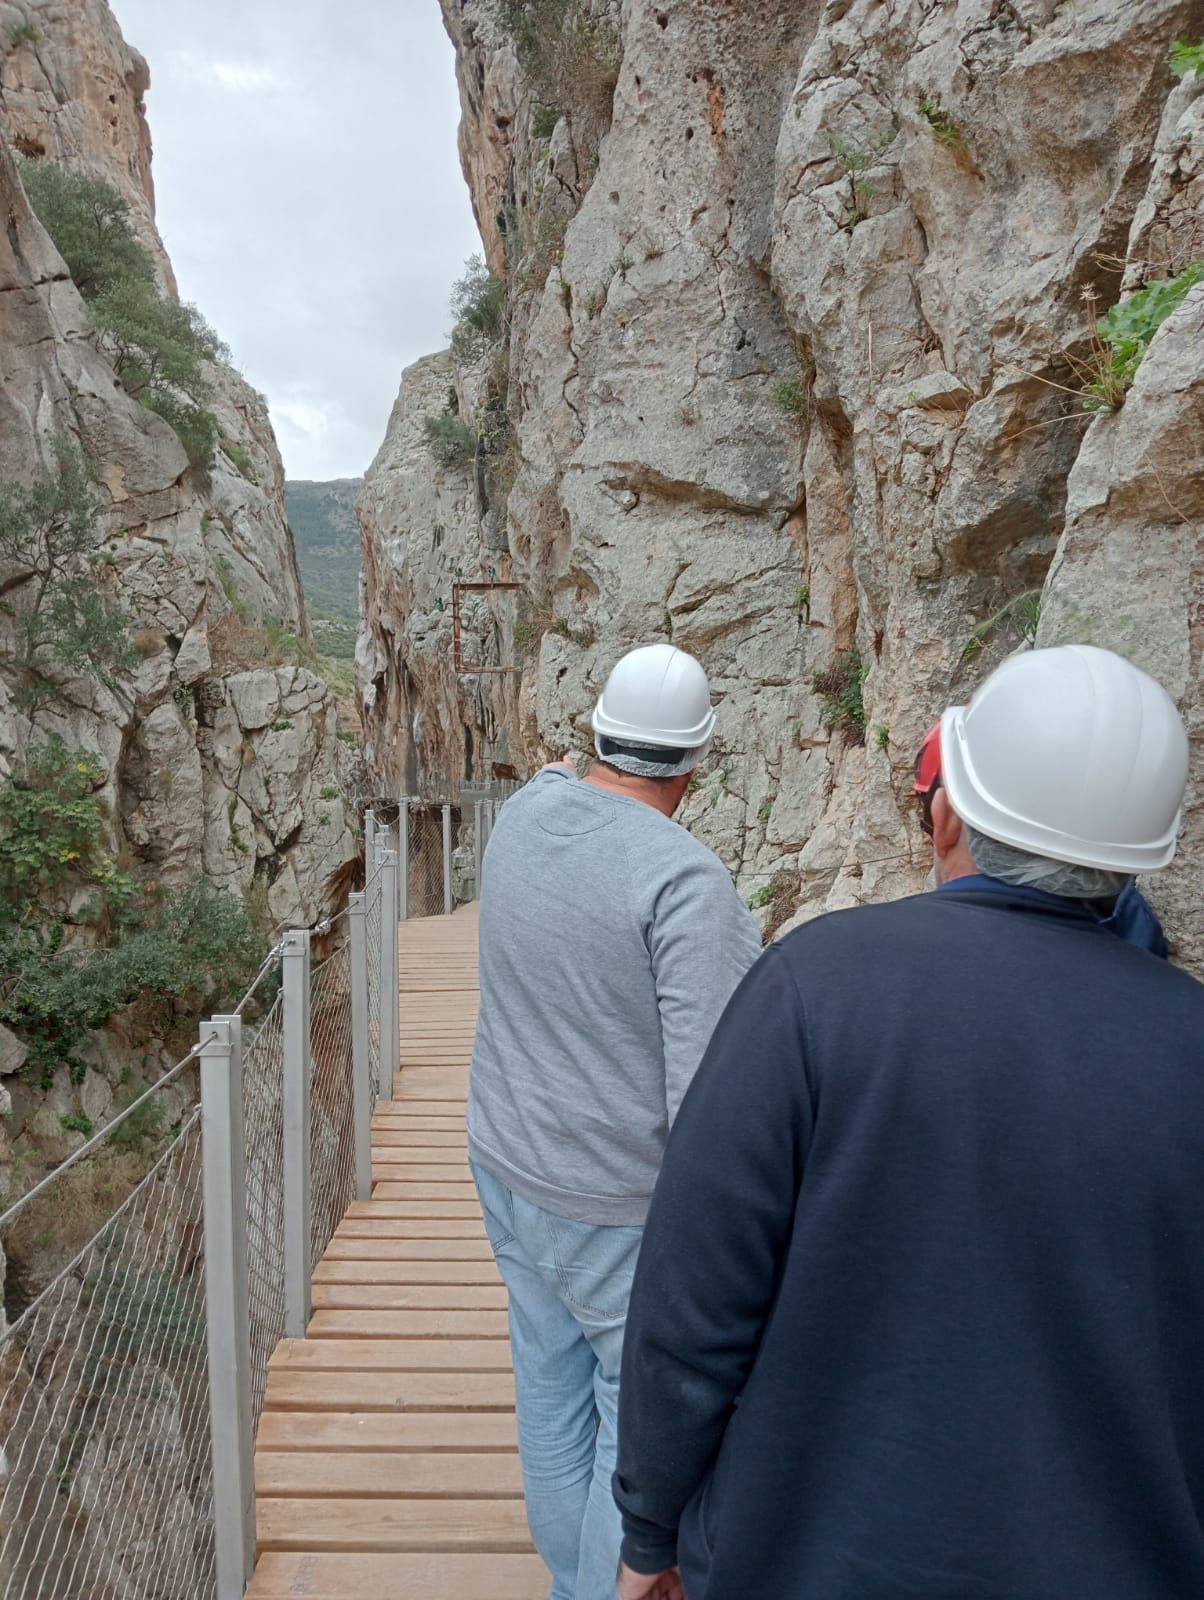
107, 0, 482, 482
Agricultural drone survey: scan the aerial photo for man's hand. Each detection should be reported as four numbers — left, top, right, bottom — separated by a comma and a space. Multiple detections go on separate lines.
617, 1560, 684, 1600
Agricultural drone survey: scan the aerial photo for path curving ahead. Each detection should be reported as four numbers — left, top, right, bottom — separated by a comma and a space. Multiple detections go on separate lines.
245, 904, 546, 1600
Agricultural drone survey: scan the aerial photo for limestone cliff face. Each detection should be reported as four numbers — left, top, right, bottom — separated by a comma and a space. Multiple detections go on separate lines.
0, 0, 355, 928
362, 0, 1204, 960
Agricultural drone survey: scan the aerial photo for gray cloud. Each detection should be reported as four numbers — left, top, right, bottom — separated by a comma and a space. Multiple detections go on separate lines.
108, 0, 482, 480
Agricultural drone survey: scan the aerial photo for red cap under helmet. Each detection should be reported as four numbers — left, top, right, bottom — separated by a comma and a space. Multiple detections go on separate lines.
913, 719, 942, 836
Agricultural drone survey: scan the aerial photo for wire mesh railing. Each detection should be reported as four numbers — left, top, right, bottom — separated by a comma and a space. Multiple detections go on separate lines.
309, 940, 356, 1272
0, 1103, 215, 1600
0, 844, 395, 1600
241, 992, 285, 1432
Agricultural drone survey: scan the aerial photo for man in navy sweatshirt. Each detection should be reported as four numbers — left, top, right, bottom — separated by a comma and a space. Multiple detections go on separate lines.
613, 643, 1204, 1600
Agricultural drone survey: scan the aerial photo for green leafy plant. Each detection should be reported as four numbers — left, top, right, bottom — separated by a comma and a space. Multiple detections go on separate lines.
337, 728, 358, 745
1169, 38, 1204, 78
0, 441, 137, 710
961, 589, 1042, 662
875, 723, 890, 751
269, 719, 294, 732
774, 379, 806, 416
18, 160, 225, 465
795, 584, 812, 619
422, 412, 478, 469
0, 736, 119, 916
812, 645, 869, 743
449, 253, 506, 356
7, 20, 39, 46
747, 886, 774, 910
220, 439, 257, 481
828, 128, 896, 229
917, 99, 965, 151
60, 1111, 95, 1138
1079, 266, 1203, 413
319, 784, 340, 800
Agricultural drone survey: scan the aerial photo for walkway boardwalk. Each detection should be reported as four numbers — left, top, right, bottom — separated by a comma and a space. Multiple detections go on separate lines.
246, 904, 545, 1599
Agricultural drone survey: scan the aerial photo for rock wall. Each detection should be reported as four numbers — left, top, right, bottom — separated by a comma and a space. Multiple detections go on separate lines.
362, 0, 1204, 958
0, 0, 355, 929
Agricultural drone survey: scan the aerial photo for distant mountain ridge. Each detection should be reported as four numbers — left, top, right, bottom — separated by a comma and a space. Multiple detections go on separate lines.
285, 478, 362, 625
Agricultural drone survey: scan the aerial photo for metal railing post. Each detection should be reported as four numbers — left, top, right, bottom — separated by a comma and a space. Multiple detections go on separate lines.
474, 800, 483, 900
282, 928, 312, 1339
397, 798, 410, 922
199, 1015, 256, 1596
379, 847, 399, 1100
365, 806, 377, 860
349, 892, 373, 1201
442, 803, 453, 916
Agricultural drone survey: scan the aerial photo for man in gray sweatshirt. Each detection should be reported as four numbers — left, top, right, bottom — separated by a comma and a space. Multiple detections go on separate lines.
468, 642, 762, 1600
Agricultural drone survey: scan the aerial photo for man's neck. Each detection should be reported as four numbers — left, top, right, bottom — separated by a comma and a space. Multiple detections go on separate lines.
584, 762, 680, 819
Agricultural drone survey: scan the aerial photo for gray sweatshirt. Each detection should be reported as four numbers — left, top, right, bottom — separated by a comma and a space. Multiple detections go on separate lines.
467, 767, 763, 1225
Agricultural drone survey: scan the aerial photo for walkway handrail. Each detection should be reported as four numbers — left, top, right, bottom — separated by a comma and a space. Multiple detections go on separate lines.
0, 852, 396, 1600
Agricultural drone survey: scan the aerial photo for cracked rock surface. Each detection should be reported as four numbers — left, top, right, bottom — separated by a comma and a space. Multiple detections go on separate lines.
360, 0, 1204, 960
0, 0, 355, 931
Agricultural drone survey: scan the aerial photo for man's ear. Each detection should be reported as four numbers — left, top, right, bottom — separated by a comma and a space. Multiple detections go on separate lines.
930, 787, 963, 860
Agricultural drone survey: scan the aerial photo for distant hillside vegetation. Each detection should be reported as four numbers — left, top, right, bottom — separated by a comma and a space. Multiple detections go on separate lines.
285, 478, 362, 650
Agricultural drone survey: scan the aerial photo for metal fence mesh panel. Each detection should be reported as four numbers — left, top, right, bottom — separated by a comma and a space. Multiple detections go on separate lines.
309, 942, 357, 1271
365, 869, 383, 1101
0, 1112, 215, 1600
406, 804, 460, 918
241, 993, 285, 1430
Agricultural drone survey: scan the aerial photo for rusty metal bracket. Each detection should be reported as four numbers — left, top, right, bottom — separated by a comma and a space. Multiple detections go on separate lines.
452, 580, 524, 674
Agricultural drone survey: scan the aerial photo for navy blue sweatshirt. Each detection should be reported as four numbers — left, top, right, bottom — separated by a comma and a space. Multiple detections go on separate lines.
615, 883, 1204, 1599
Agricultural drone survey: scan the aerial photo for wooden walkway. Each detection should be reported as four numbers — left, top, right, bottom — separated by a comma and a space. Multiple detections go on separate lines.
246, 904, 545, 1599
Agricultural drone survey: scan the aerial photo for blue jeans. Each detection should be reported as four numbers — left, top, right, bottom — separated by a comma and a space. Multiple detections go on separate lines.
472, 1162, 644, 1600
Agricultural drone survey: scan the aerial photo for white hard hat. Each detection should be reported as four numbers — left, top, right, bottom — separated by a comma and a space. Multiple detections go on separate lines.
940, 644, 1188, 873
591, 642, 716, 750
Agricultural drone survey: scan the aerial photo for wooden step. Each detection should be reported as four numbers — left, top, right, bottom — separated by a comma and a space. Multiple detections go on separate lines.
307, 1309, 509, 1339
312, 1259, 500, 1286
311, 1283, 506, 1311
246, 1552, 546, 1600
257, 1410, 518, 1452
271, 1339, 512, 1372
256, 1449, 524, 1498
263, 1369, 515, 1413
256, 1496, 533, 1553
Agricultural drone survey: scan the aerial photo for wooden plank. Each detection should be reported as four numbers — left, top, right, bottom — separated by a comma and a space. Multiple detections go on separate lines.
372, 1128, 467, 1146
345, 1200, 483, 1220
270, 1339, 513, 1372
246, 1552, 547, 1600
307, 1309, 510, 1339
256, 1449, 524, 1498
334, 1218, 485, 1239
256, 1496, 532, 1553
312, 1259, 500, 1286
311, 1283, 506, 1311
256, 1409, 518, 1452
370, 1154, 468, 1170
263, 1369, 515, 1413
324, 1237, 491, 1260
372, 1183, 479, 1202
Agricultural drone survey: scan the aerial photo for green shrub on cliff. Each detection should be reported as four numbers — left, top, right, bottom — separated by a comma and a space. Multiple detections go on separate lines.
490, 0, 619, 124
0, 439, 136, 710
0, 738, 265, 1086
1169, 39, 1203, 78
17, 159, 226, 466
